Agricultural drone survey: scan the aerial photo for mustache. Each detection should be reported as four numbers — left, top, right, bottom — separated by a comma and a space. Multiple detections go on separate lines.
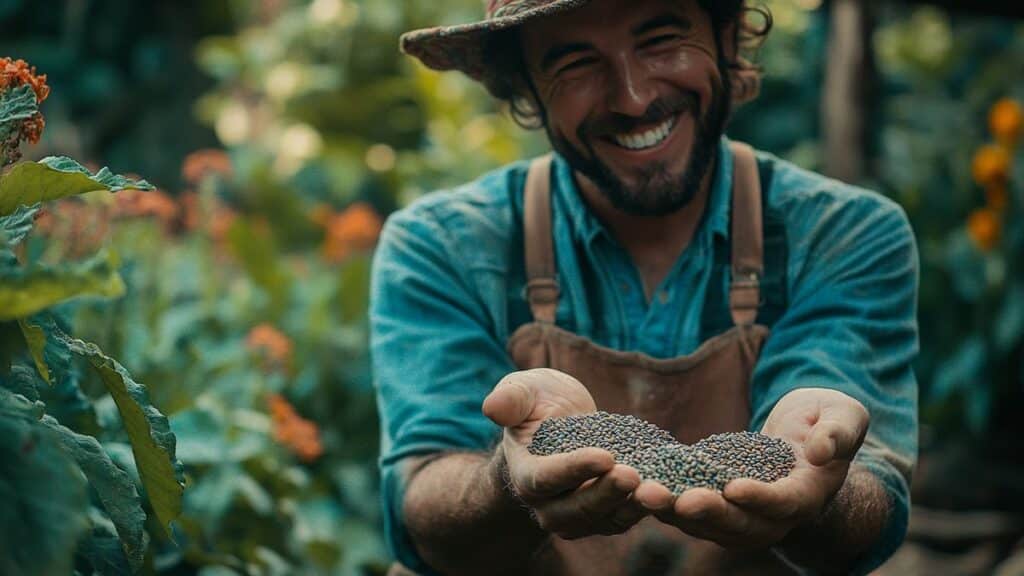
580, 91, 699, 139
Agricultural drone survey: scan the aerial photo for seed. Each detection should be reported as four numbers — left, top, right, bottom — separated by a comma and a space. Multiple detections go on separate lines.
527, 411, 677, 463
527, 412, 796, 496
694, 431, 796, 484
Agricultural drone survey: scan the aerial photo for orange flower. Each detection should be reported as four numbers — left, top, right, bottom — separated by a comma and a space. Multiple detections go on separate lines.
0, 58, 50, 102
246, 323, 293, 370
182, 149, 232, 184
113, 189, 179, 226
989, 98, 1023, 146
967, 208, 1001, 251
321, 202, 383, 263
0, 58, 50, 164
972, 144, 1011, 188
267, 394, 323, 462
208, 206, 238, 243
985, 184, 1008, 212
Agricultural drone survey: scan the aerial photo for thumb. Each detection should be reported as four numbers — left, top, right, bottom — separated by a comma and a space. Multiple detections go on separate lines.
482, 371, 538, 427
805, 401, 869, 466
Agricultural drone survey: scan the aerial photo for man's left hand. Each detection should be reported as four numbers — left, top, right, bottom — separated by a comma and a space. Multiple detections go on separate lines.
631, 388, 870, 549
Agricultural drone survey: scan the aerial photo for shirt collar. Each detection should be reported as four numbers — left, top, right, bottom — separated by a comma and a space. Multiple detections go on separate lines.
551, 136, 733, 245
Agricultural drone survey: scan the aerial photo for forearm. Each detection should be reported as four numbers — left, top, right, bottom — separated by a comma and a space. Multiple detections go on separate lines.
777, 465, 891, 574
403, 445, 549, 575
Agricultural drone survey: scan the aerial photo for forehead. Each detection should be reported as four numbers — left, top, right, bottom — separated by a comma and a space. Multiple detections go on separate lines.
520, 0, 707, 41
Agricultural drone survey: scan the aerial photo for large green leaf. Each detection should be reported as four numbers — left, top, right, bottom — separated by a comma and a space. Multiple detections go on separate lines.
0, 203, 39, 247
0, 389, 89, 576
0, 156, 153, 217
0, 251, 125, 320
0, 84, 38, 128
0, 362, 41, 402
55, 332, 185, 540
41, 415, 149, 571
76, 508, 133, 576
18, 318, 49, 384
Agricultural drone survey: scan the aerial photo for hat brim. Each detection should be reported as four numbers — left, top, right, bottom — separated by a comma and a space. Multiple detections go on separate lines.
400, 0, 592, 81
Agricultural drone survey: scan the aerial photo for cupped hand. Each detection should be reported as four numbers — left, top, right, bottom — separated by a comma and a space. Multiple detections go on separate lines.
482, 368, 648, 539
632, 388, 869, 549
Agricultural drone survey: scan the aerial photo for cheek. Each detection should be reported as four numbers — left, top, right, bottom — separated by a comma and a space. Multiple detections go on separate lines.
649, 46, 722, 113
547, 81, 601, 140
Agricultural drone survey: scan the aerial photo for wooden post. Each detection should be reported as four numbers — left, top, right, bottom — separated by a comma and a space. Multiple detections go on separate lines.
823, 0, 873, 183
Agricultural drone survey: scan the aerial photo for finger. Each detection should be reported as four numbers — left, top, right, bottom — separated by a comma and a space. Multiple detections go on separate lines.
516, 447, 616, 501
632, 480, 676, 512
600, 499, 650, 535
667, 488, 785, 547
536, 465, 642, 536
805, 402, 869, 466
722, 474, 817, 520
482, 371, 539, 427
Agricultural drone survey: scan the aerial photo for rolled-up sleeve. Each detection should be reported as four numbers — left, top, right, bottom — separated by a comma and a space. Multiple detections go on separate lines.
750, 188, 919, 575
370, 201, 515, 572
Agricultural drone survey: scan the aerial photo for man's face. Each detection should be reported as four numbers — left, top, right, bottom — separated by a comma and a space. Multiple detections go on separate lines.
520, 0, 732, 216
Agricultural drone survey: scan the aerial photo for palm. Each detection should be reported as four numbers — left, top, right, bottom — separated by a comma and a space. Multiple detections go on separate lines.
501, 369, 598, 447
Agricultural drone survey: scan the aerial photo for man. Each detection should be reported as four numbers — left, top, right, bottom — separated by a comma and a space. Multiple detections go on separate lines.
371, 0, 918, 574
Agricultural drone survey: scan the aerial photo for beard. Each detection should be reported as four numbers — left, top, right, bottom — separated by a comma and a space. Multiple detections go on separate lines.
543, 68, 732, 217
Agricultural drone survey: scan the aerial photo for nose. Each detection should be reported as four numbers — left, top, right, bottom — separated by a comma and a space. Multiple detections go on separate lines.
606, 52, 657, 118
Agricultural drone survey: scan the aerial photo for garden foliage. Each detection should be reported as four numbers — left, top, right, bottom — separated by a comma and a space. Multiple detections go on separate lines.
0, 58, 184, 575
1, 1, 1022, 574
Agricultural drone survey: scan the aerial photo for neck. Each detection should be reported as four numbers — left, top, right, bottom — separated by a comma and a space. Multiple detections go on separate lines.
573, 165, 715, 299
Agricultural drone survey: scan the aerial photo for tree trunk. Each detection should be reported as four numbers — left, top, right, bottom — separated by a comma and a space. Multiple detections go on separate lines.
822, 0, 874, 183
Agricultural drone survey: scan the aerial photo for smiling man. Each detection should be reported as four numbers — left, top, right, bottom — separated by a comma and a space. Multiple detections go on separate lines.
371, 1, 919, 575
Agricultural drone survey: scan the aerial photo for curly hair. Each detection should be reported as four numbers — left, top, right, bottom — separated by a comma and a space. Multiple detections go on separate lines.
480, 1, 774, 129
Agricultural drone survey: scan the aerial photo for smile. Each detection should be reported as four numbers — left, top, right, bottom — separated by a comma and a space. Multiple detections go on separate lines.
610, 114, 679, 151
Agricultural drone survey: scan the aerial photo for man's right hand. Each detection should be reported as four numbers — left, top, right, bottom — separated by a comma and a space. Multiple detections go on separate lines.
482, 368, 648, 540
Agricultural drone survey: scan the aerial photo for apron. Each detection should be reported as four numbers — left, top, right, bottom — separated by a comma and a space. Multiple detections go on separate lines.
389, 142, 796, 576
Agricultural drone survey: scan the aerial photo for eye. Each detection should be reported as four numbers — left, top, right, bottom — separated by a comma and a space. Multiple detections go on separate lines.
558, 57, 598, 75
640, 34, 680, 49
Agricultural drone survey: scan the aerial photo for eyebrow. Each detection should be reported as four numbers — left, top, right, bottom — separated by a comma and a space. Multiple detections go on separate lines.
632, 12, 693, 36
540, 42, 594, 73
538, 12, 694, 73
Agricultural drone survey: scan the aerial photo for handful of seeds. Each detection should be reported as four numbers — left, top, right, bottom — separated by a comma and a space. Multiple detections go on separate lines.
528, 411, 796, 494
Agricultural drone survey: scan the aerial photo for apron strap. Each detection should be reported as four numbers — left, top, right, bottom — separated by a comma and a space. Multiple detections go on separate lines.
523, 154, 559, 324
728, 142, 764, 327
522, 145, 762, 327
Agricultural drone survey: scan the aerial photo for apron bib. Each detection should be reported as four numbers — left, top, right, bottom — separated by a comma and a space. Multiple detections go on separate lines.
389, 143, 796, 575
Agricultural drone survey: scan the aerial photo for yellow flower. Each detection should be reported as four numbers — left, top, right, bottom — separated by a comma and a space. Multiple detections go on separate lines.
967, 208, 1001, 251
989, 98, 1023, 146
972, 144, 1011, 188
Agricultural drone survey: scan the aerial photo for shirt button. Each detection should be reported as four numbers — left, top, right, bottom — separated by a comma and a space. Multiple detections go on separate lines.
658, 290, 670, 304
620, 281, 631, 294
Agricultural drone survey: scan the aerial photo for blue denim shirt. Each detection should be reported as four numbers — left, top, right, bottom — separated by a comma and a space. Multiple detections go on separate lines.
370, 138, 919, 575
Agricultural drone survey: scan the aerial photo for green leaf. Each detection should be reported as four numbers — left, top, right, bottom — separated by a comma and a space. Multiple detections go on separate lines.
76, 508, 133, 576
0, 203, 39, 247
0, 251, 125, 320
337, 255, 371, 324
0, 156, 152, 217
41, 415, 149, 571
55, 332, 185, 540
226, 217, 291, 314
0, 84, 38, 127
0, 388, 89, 576
0, 362, 42, 401
18, 318, 50, 384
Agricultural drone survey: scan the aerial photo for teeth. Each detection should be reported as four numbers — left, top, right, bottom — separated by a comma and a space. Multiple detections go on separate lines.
613, 116, 677, 151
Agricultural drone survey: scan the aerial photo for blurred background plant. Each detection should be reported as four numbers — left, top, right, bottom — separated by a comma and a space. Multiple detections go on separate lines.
1, 0, 1022, 574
